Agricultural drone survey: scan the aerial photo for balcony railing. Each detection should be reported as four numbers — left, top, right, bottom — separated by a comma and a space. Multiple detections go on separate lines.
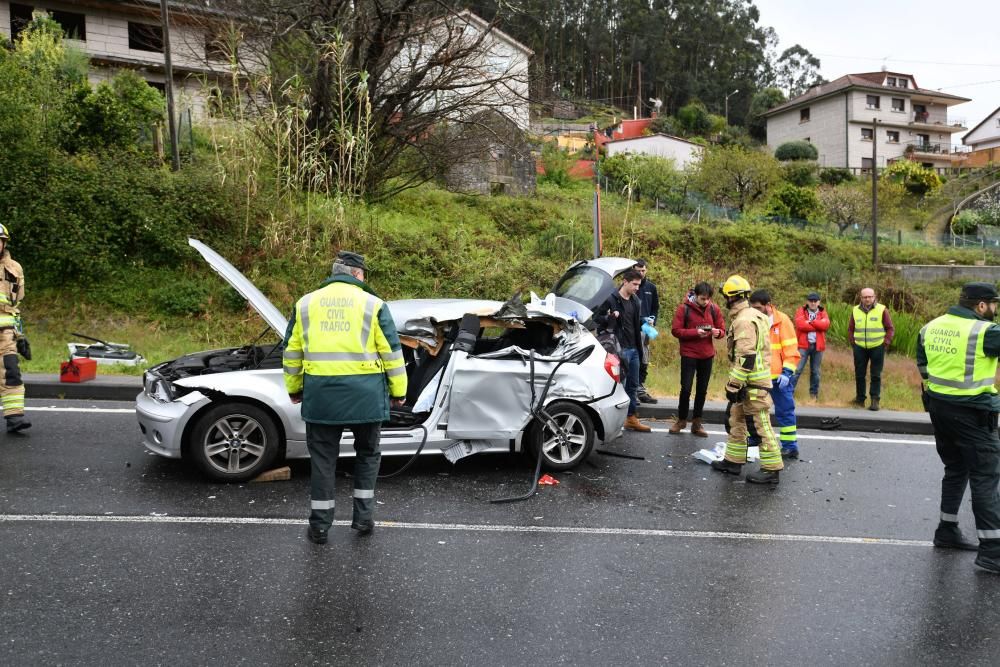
910, 112, 966, 127
904, 142, 972, 155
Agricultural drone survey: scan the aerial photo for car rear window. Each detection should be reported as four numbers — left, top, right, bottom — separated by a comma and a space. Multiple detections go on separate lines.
553, 266, 616, 310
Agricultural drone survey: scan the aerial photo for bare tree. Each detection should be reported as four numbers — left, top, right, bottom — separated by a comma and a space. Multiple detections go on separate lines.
208, 1, 532, 201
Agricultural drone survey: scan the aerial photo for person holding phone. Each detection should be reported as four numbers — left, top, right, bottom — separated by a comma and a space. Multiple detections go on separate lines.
669, 281, 725, 437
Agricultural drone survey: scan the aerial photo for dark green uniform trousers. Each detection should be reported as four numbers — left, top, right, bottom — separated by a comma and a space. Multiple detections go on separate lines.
928, 398, 1000, 559
306, 421, 381, 533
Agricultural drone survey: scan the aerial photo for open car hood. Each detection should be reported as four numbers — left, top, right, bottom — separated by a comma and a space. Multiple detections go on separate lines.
188, 238, 289, 337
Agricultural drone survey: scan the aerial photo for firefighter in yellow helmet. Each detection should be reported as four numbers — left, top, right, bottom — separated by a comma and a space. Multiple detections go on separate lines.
711, 275, 783, 484
0, 224, 30, 433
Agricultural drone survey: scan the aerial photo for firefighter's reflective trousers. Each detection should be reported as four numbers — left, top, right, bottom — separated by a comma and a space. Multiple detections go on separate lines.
725, 386, 784, 471
0, 329, 24, 417
306, 421, 381, 532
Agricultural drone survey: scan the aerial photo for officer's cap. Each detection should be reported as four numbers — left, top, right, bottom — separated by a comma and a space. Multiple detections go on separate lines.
335, 251, 368, 271
961, 282, 1000, 303
806, 291, 821, 301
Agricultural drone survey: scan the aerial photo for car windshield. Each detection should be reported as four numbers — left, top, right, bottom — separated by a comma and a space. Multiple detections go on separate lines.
553, 266, 616, 311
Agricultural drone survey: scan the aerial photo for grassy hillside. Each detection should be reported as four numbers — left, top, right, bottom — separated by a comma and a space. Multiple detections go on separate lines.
21, 178, 987, 411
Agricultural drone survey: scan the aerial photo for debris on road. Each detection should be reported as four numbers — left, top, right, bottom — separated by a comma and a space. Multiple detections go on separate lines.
251, 466, 292, 483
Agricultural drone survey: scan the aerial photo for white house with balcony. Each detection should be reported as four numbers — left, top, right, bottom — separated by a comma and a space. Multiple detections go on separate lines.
765, 71, 970, 172
0, 0, 257, 119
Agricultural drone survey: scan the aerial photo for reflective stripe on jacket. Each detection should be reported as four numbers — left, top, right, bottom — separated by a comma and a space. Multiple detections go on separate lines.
919, 313, 998, 397
769, 309, 800, 378
283, 274, 406, 424
727, 300, 772, 388
852, 303, 887, 348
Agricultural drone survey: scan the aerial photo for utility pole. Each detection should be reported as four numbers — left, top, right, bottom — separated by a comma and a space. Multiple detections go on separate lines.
725, 89, 739, 126
636, 61, 642, 119
871, 117, 878, 267
159, 0, 180, 171
593, 156, 603, 257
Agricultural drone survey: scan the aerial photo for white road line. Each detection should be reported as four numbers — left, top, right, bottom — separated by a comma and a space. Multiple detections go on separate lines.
26, 406, 134, 413
0, 513, 932, 548
649, 427, 934, 445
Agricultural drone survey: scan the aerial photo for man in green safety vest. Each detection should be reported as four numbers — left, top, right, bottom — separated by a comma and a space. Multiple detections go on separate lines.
849, 287, 894, 411
283, 251, 407, 546
917, 282, 1000, 573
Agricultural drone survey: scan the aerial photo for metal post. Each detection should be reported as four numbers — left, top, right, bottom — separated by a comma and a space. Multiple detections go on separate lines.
871, 117, 878, 267
160, 0, 180, 171
593, 159, 602, 258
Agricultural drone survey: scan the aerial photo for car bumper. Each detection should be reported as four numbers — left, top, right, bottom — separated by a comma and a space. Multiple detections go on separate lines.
593, 385, 630, 442
136, 391, 201, 458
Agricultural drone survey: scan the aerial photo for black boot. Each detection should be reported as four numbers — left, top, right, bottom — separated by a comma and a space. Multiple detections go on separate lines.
746, 469, 780, 485
868, 398, 880, 411
974, 554, 1000, 573
6, 414, 31, 433
934, 522, 979, 551
306, 525, 328, 545
710, 459, 742, 475
351, 520, 374, 536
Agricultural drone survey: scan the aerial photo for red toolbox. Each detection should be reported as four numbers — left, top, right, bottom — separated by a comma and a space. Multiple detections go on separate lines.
60, 357, 97, 383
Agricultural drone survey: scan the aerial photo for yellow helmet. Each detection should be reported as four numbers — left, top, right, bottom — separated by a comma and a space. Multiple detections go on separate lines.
720, 274, 752, 298
0, 224, 9, 241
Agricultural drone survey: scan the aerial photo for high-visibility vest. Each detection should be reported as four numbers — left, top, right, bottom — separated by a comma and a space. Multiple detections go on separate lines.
920, 313, 998, 397
768, 309, 800, 378
283, 281, 407, 397
853, 303, 886, 349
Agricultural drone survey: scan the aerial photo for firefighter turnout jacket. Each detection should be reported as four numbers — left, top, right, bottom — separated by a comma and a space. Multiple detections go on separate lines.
0, 249, 25, 418
727, 300, 772, 389
282, 274, 407, 424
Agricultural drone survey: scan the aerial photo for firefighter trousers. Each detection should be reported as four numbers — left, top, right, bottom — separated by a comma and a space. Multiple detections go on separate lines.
0, 329, 24, 417
725, 386, 784, 471
305, 421, 381, 533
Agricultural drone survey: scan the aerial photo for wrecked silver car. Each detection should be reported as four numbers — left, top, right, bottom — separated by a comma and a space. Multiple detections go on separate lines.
135, 240, 630, 482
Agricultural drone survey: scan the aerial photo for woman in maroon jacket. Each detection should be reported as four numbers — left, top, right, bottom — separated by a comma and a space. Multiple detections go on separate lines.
669, 281, 725, 437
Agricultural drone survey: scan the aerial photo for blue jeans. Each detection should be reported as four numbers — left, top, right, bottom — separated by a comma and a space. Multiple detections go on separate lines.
621, 347, 641, 416
794, 344, 823, 396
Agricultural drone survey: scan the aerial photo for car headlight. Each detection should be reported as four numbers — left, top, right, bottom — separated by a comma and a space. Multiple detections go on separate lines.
143, 372, 190, 404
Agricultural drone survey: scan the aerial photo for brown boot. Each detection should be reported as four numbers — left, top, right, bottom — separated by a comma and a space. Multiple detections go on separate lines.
624, 414, 652, 432
690, 418, 708, 438
668, 418, 687, 434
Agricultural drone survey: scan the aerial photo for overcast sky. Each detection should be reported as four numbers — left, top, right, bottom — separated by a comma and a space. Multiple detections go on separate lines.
753, 0, 1000, 141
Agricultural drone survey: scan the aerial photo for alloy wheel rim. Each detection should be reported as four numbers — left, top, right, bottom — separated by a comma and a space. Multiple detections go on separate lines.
541, 413, 587, 464
203, 414, 267, 474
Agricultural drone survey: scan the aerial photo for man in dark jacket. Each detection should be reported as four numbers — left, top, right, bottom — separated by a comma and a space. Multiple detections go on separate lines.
633, 259, 660, 404
595, 269, 651, 432
283, 251, 407, 545
669, 282, 725, 437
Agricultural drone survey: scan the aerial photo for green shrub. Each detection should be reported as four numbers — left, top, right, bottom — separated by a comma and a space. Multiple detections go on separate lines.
883, 160, 942, 196
675, 101, 712, 136
775, 141, 818, 161
952, 209, 982, 234
151, 279, 211, 317
782, 161, 818, 187
538, 143, 573, 188
792, 255, 847, 286
766, 183, 819, 220
819, 167, 854, 186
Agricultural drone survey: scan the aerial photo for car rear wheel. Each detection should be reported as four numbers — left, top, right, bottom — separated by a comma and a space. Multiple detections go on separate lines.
189, 403, 280, 482
528, 401, 595, 472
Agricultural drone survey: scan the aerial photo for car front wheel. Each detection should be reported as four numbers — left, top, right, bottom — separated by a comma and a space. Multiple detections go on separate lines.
527, 401, 595, 472
189, 403, 280, 482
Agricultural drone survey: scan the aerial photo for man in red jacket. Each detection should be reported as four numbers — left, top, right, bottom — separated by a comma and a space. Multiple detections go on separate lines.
793, 292, 831, 400
669, 281, 725, 437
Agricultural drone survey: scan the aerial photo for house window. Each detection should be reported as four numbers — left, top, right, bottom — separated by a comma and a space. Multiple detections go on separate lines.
886, 130, 900, 143
866, 95, 880, 110
913, 103, 928, 122
862, 157, 874, 172
800, 107, 810, 123
50, 9, 85, 40
891, 98, 905, 112
887, 77, 896, 86
9, 3, 33, 41
899, 79, 909, 88
861, 128, 874, 141
128, 22, 164, 53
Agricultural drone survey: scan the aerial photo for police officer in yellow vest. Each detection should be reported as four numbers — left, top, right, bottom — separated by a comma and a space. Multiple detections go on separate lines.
283, 251, 407, 545
711, 275, 784, 484
918, 282, 1000, 573
849, 287, 894, 411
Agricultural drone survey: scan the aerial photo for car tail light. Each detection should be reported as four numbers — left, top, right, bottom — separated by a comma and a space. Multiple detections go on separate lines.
604, 353, 621, 383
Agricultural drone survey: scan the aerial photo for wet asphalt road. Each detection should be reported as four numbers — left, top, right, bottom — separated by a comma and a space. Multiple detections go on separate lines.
2, 400, 999, 666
